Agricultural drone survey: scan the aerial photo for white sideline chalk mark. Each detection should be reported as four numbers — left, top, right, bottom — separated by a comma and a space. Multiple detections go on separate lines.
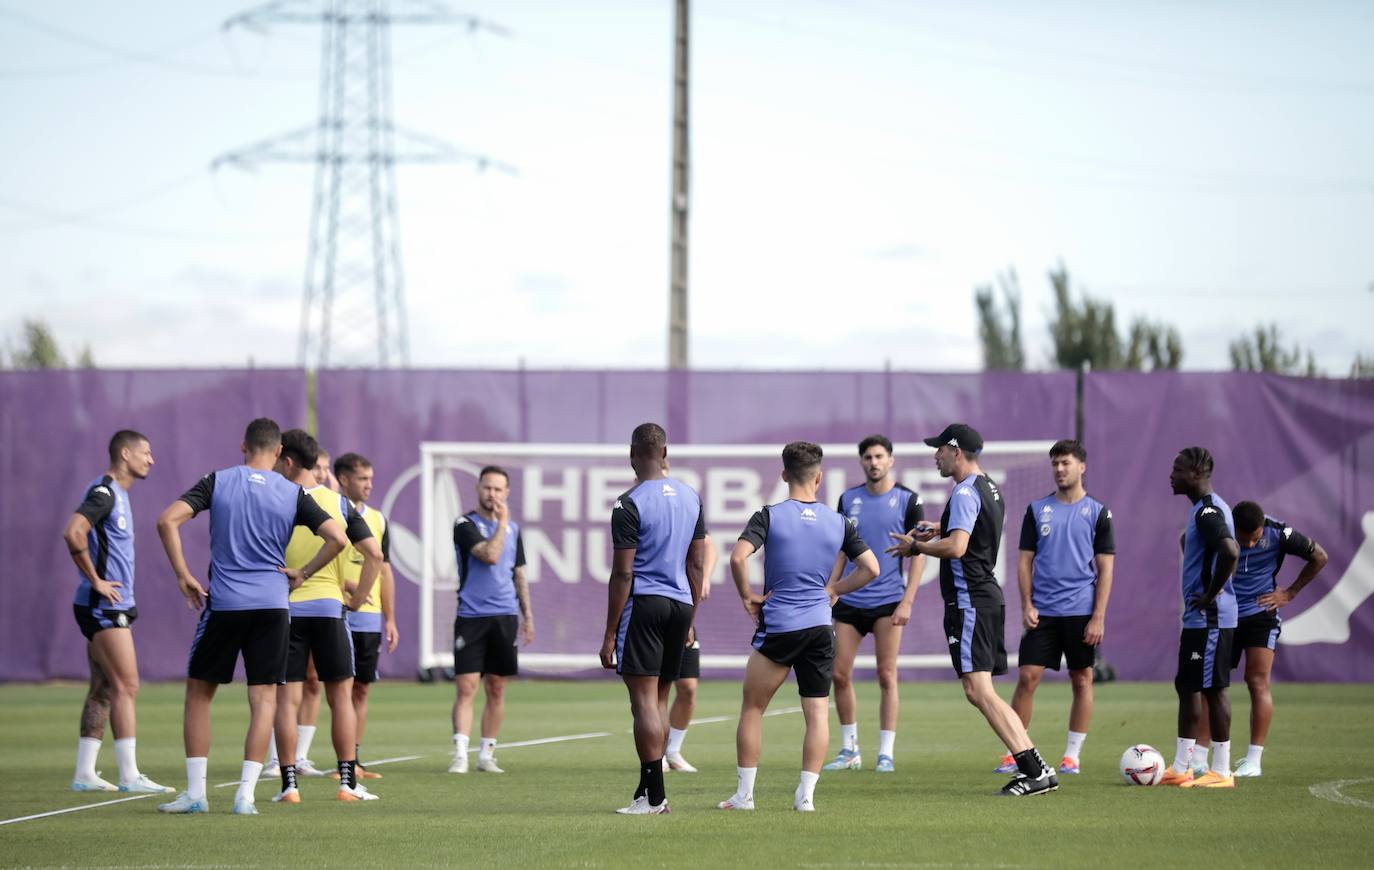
0, 794, 156, 826
1310, 778, 1374, 809
689, 715, 732, 725
629, 705, 807, 733
461, 731, 611, 755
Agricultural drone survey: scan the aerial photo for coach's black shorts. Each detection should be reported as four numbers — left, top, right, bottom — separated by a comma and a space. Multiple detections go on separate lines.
73, 604, 137, 641
1231, 612, 1281, 668
352, 631, 382, 684
454, 614, 519, 677
1175, 627, 1234, 692
675, 641, 701, 681
287, 615, 355, 682
1018, 614, 1096, 671
616, 595, 692, 680
187, 608, 289, 686
832, 599, 900, 637
943, 606, 1008, 677
753, 625, 836, 698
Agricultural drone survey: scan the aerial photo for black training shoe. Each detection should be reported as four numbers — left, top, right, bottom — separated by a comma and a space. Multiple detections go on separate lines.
999, 771, 1059, 797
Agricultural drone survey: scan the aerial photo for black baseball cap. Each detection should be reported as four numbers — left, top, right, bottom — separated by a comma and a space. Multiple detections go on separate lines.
922, 423, 983, 454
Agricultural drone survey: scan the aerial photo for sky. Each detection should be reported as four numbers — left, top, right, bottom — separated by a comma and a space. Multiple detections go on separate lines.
2, 0, 1372, 372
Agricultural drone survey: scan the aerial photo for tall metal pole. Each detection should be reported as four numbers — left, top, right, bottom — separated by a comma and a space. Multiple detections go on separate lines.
668, 0, 690, 370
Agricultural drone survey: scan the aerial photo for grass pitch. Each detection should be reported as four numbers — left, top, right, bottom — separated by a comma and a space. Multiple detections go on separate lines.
2, 679, 1372, 868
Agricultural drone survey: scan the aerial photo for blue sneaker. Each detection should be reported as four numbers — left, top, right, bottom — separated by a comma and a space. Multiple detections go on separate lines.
993, 754, 1018, 774
875, 755, 895, 773
231, 797, 258, 815
157, 792, 209, 814
1057, 756, 1080, 775
119, 774, 176, 794
822, 749, 862, 771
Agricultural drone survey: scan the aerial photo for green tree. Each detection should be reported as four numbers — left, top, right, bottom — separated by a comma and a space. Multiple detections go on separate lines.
3, 318, 95, 369
1349, 354, 1373, 379
1228, 323, 1319, 376
1045, 262, 1183, 371
974, 268, 1025, 370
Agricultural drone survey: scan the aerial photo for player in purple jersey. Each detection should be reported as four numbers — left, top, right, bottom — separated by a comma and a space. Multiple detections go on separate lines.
887, 424, 1058, 796
62, 429, 172, 794
601, 423, 707, 815
1002, 440, 1114, 776
719, 441, 879, 812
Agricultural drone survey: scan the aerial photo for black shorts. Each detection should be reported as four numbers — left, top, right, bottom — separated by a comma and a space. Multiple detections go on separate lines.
187, 608, 290, 686
943, 606, 1008, 677
453, 614, 519, 677
1018, 614, 1095, 671
1175, 627, 1234, 693
353, 631, 382, 684
753, 625, 836, 698
287, 616, 355, 682
1232, 612, 1281, 668
616, 595, 693, 680
832, 599, 900, 637
675, 642, 701, 681
73, 604, 137, 641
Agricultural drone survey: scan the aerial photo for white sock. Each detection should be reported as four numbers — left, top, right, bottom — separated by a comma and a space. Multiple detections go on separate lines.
840, 723, 858, 752
796, 770, 820, 804
185, 757, 208, 801
295, 724, 317, 762
878, 730, 896, 758
454, 733, 469, 756
666, 727, 688, 756
736, 766, 757, 799
1064, 730, 1087, 761
234, 760, 263, 804
1212, 740, 1231, 775
114, 737, 141, 783
75, 737, 101, 780
479, 737, 497, 759
1172, 738, 1195, 773
1246, 744, 1265, 767
266, 731, 277, 766
1191, 743, 1210, 768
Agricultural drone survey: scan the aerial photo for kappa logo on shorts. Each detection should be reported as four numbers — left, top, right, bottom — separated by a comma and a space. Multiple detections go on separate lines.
946, 635, 959, 645
454, 636, 467, 651
115, 612, 129, 628
1190, 652, 1202, 661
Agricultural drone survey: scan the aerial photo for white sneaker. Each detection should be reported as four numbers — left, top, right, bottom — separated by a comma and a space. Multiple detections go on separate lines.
263, 761, 280, 777
666, 753, 697, 773
119, 774, 175, 794
157, 792, 209, 814
1233, 758, 1263, 778
295, 758, 328, 777
477, 755, 504, 773
448, 752, 469, 774
337, 783, 380, 801
794, 795, 816, 812
231, 797, 258, 815
71, 773, 119, 792
270, 787, 301, 804
716, 793, 754, 810
615, 795, 669, 815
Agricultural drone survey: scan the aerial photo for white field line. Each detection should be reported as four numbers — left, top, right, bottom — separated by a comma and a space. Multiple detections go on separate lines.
0, 794, 157, 826
1309, 778, 1374, 809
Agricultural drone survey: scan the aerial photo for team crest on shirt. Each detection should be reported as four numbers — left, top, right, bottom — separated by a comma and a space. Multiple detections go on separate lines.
888, 494, 897, 508
1080, 506, 1090, 517
116, 515, 127, 530
1256, 536, 1269, 550
1040, 524, 1051, 537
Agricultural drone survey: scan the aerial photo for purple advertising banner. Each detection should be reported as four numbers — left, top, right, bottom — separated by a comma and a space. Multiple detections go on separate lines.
1084, 372, 1374, 682
0, 370, 307, 682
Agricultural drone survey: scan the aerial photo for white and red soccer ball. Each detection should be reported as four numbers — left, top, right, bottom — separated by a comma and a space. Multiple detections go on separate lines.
1119, 744, 1165, 786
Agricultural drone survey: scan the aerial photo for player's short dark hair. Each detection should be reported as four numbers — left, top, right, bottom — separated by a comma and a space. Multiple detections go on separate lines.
107, 429, 148, 464
316, 447, 331, 461
478, 465, 509, 483
782, 441, 824, 480
631, 422, 668, 456
243, 418, 282, 453
1233, 500, 1265, 534
1177, 446, 1214, 477
1049, 439, 1087, 462
858, 434, 893, 456
333, 452, 372, 477
280, 428, 319, 471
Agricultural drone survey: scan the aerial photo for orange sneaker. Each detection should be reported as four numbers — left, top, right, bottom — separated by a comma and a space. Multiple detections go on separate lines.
1180, 770, 1234, 789
1159, 767, 1194, 786
271, 787, 301, 804
359, 766, 383, 779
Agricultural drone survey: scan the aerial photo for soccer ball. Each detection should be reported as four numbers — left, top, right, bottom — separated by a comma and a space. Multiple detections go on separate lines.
1119, 744, 1165, 786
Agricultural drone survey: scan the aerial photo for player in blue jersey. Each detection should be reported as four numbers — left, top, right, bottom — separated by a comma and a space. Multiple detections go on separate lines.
153, 418, 354, 815
1159, 446, 1241, 789
448, 465, 533, 775
1199, 500, 1326, 778
62, 429, 173, 795
1000, 439, 1114, 776
823, 434, 925, 774
600, 423, 708, 815
718, 441, 878, 811
887, 424, 1058, 797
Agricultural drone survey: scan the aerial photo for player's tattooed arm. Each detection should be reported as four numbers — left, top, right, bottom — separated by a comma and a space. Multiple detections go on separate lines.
514, 565, 534, 645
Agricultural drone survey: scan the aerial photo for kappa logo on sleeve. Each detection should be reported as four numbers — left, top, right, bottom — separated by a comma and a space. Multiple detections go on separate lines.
1200, 507, 1218, 516
93, 485, 111, 497
612, 499, 623, 511
1283, 526, 1293, 538
955, 486, 974, 498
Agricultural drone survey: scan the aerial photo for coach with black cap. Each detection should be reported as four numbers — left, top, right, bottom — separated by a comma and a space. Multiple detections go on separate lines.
885, 423, 1060, 796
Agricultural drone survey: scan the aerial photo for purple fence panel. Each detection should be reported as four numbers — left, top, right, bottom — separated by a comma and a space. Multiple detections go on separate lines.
1085, 372, 1374, 681
0, 369, 307, 682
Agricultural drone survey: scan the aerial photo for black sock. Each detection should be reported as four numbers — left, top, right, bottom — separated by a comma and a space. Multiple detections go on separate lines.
281, 764, 297, 792
1013, 747, 1049, 778
339, 759, 357, 789
644, 758, 666, 806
